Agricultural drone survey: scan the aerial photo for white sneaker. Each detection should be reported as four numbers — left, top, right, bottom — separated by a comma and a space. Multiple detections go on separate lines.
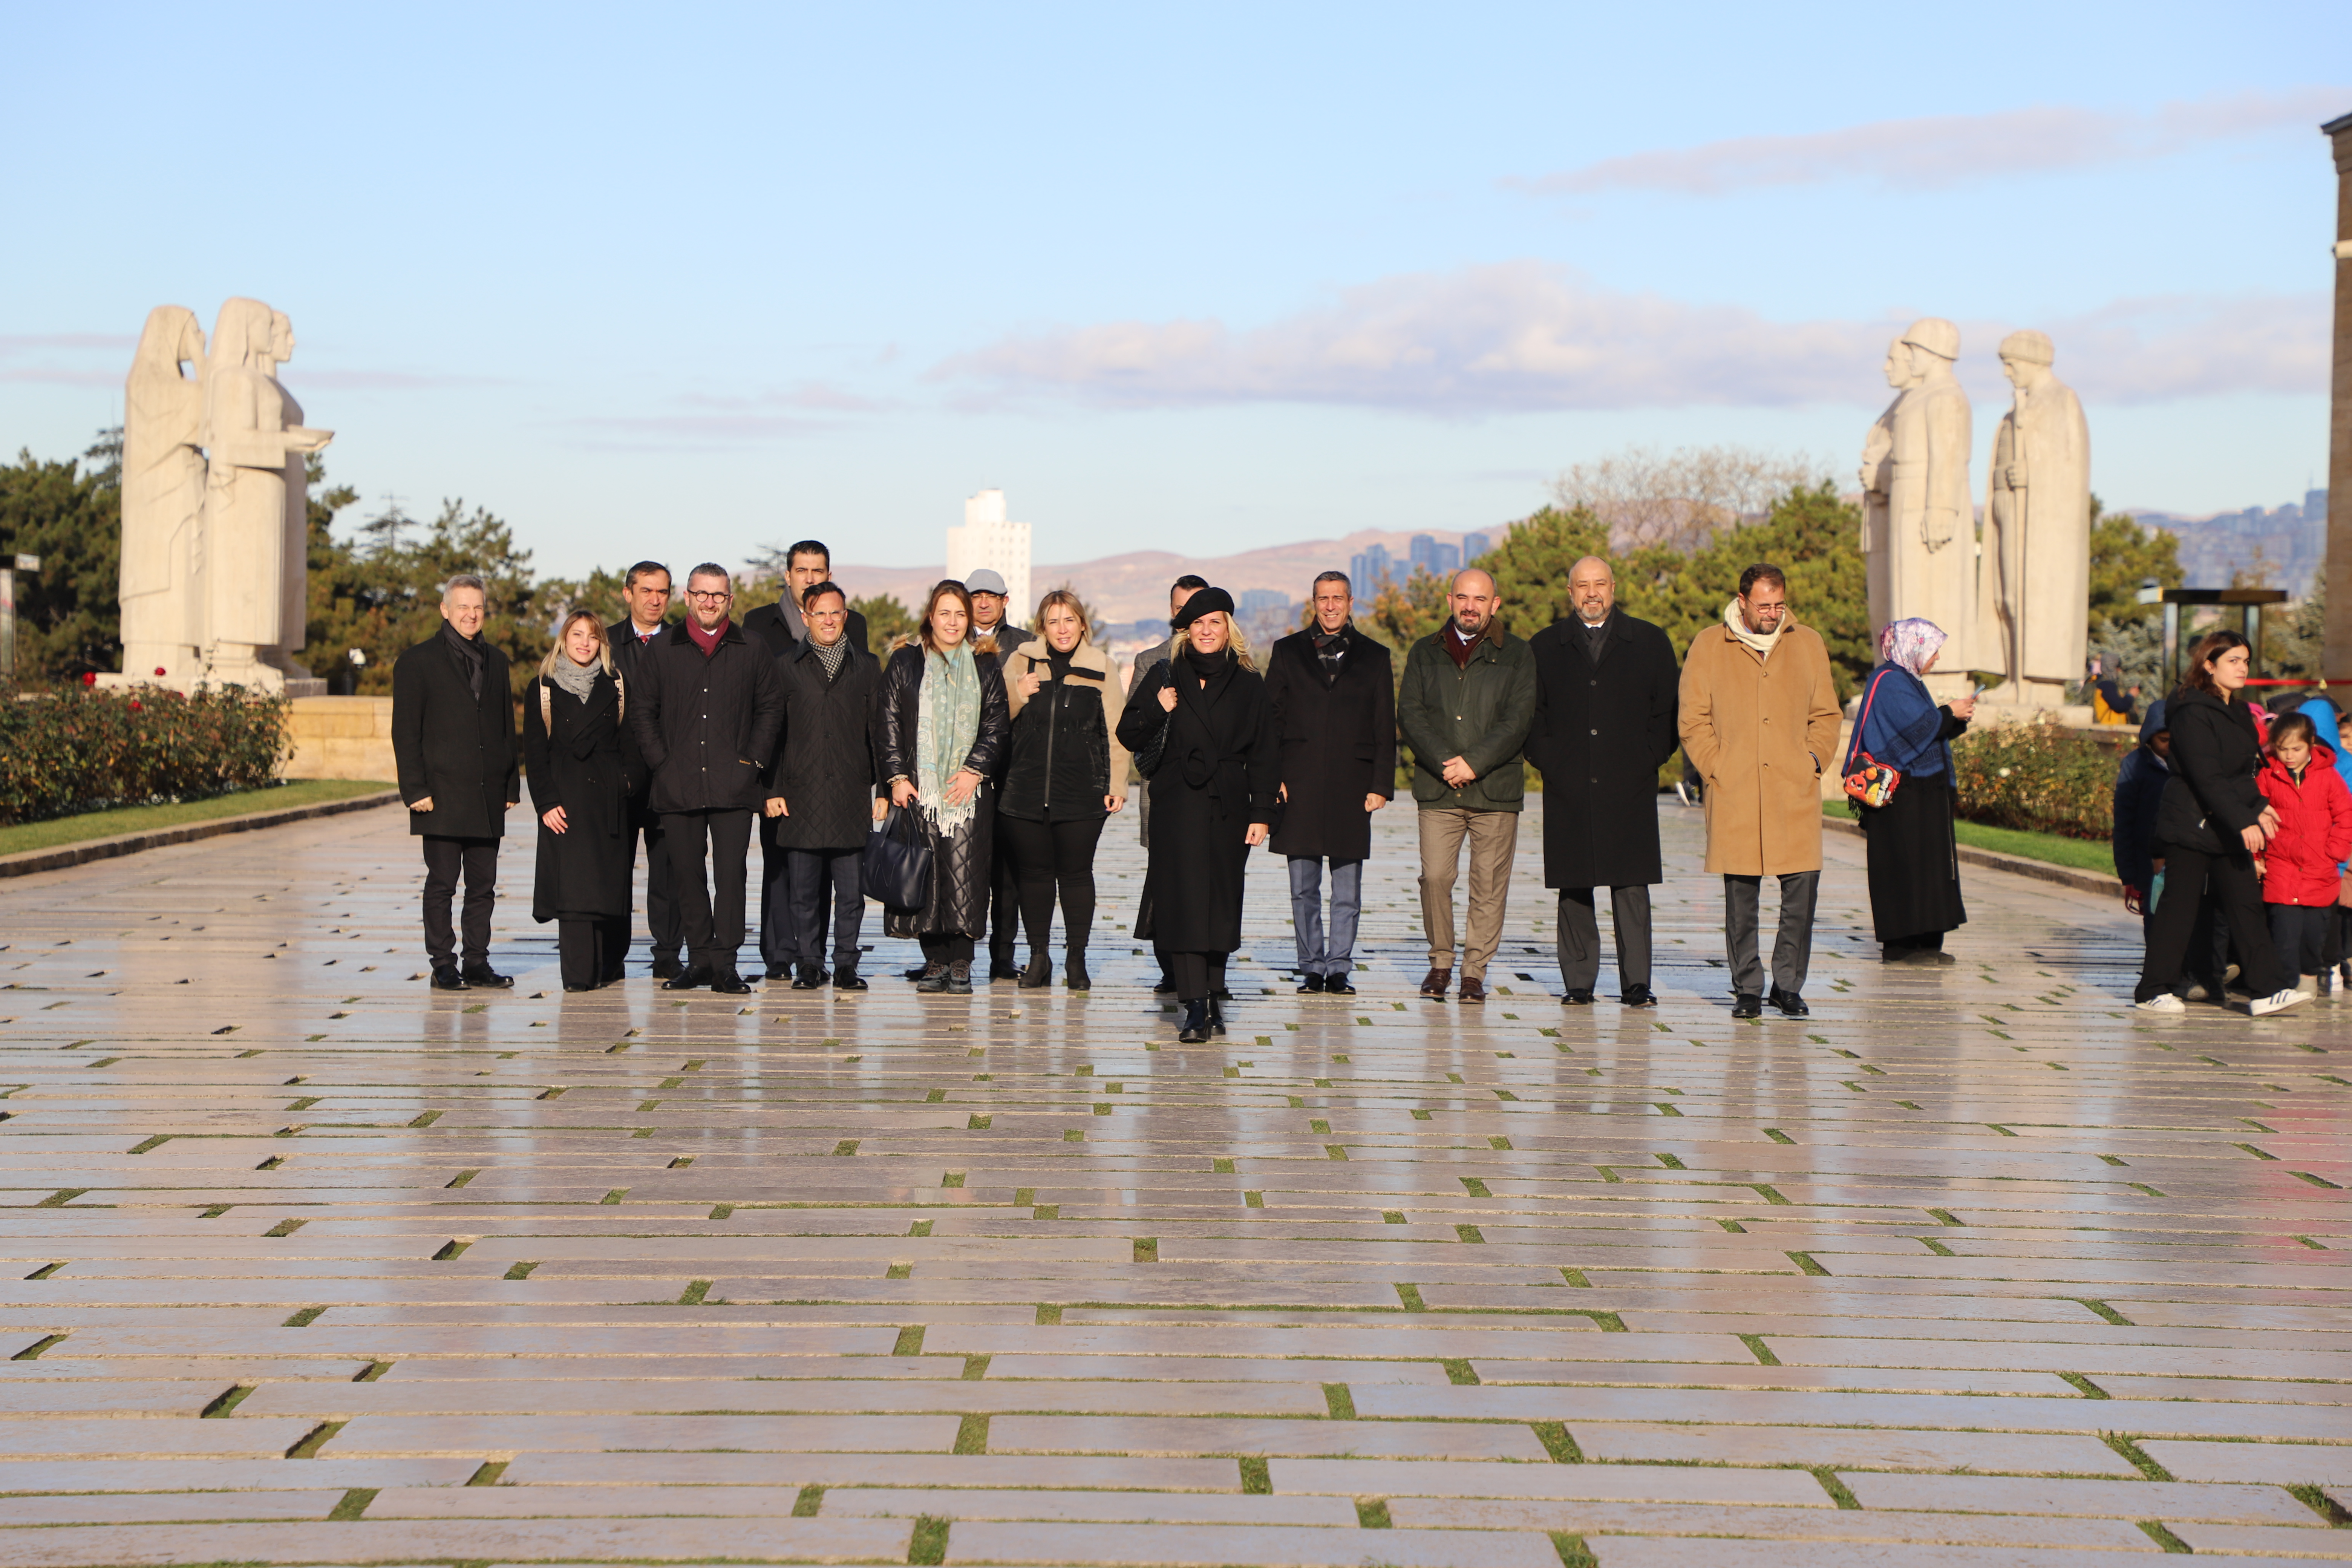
2249, 988, 2313, 1018
2135, 994, 2186, 1014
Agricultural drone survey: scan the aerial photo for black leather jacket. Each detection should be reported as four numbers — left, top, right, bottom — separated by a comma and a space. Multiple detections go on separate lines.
876, 642, 1011, 791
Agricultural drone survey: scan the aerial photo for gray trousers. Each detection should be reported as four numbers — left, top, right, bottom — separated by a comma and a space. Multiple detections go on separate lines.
1289, 857, 1363, 977
1556, 885, 1652, 993
1724, 871, 1820, 997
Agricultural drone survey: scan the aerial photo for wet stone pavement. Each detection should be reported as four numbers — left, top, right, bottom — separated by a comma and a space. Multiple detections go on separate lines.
0, 796, 2344, 1567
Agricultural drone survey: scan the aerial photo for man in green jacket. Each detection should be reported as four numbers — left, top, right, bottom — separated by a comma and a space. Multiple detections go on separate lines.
1398, 567, 1537, 1003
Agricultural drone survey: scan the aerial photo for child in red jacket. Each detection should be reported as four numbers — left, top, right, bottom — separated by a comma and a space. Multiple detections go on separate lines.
2258, 712, 2352, 995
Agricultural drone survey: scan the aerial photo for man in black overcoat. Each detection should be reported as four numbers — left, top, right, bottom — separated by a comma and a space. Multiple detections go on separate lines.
628, 563, 787, 995
607, 560, 683, 978
1523, 555, 1681, 1008
741, 538, 870, 658
1265, 570, 1395, 995
391, 574, 520, 991
760, 581, 883, 991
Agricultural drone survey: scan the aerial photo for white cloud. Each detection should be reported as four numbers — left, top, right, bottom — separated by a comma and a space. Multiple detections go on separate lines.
935, 262, 2326, 413
1515, 88, 2350, 197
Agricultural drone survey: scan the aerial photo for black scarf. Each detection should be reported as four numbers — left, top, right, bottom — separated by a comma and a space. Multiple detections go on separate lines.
1311, 622, 1351, 684
441, 620, 485, 699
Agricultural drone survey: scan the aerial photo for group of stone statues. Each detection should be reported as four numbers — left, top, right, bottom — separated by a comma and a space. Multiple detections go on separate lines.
117, 298, 332, 694
1861, 318, 2091, 705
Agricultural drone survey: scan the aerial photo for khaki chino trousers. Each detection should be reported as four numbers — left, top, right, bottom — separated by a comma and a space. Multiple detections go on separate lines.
1416, 805, 1517, 979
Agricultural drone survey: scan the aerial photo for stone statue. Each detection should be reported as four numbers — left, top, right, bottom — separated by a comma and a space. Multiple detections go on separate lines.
1979, 329, 2091, 706
115, 297, 331, 693
118, 307, 210, 681
1858, 336, 1920, 637
1885, 317, 1977, 694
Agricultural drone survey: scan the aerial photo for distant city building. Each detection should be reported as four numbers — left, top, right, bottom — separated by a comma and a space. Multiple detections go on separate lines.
1234, 589, 1295, 646
946, 488, 1032, 626
2136, 488, 2327, 596
1237, 589, 1289, 615
1462, 531, 1491, 563
1348, 544, 1395, 597
1407, 534, 1460, 579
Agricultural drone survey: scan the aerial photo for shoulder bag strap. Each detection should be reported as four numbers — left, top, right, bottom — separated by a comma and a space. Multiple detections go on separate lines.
539, 680, 552, 736
1845, 671, 1888, 775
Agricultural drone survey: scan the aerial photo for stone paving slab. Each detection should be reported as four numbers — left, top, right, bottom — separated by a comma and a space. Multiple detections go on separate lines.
0, 800, 2344, 1563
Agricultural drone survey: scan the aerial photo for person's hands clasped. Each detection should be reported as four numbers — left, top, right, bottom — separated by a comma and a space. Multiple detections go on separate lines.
541, 805, 567, 834
942, 768, 982, 807
1440, 756, 1476, 788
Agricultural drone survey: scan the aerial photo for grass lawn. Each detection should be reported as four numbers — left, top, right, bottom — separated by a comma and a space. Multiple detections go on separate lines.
1825, 799, 2115, 877
0, 779, 395, 858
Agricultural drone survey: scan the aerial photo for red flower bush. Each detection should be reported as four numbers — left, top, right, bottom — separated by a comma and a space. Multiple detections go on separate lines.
0, 682, 292, 827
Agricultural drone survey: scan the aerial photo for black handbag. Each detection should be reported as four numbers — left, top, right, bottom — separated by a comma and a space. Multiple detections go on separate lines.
861, 803, 934, 910
1131, 665, 1174, 779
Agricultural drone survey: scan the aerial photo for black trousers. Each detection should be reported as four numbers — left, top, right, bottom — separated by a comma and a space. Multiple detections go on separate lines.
557, 916, 627, 989
1556, 885, 1652, 992
663, 808, 755, 974
788, 847, 865, 970
2137, 841, 2288, 1002
999, 813, 1106, 957
1169, 951, 1228, 1004
987, 830, 1021, 967
921, 933, 976, 966
756, 816, 801, 972
421, 835, 499, 967
2270, 904, 2330, 977
630, 805, 682, 961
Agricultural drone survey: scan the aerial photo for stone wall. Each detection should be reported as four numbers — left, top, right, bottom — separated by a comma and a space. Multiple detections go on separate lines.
282, 696, 396, 782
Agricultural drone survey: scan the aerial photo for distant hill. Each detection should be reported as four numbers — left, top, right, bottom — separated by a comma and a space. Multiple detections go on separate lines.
829, 527, 1493, 624
2129, 490, 2326, 596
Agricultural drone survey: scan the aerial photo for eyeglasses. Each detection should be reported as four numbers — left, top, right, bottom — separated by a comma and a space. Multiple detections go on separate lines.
687, 590, 733, 603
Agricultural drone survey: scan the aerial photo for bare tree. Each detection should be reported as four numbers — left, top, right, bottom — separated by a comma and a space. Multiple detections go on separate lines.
1548, 444, 1830, 551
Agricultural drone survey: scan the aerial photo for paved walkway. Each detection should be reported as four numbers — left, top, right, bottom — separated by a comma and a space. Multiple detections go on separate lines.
0, 798, 2343, 1566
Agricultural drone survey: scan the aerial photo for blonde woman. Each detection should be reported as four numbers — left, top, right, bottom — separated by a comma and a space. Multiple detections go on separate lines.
525, 610, 644, 990
877, 581, 1012, 994
1115, 588, 1278, 1042
998, 589, 1132, 990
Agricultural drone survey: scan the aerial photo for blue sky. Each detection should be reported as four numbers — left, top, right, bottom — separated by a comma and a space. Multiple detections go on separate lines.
2, 2, 2345, 577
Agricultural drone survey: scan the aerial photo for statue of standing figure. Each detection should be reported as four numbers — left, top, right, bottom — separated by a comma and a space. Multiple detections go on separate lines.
1864, 317, 1978, 698
1979, 329, 2091, 706
115, 298, 332, 692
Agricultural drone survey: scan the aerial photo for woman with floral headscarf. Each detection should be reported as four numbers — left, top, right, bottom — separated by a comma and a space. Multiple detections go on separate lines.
1846, 618, 1977, 962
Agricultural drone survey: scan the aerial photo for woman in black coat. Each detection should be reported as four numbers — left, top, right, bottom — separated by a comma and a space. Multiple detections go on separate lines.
998, 590, 1132, 992
876, 581, 1011, 995
2133, 629, 2306, 1017
1116, 589, 1279, 1043
525, 611, 644, 990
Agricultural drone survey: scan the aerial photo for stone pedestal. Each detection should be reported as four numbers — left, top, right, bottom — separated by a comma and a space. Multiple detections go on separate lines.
281, 696, 396, 781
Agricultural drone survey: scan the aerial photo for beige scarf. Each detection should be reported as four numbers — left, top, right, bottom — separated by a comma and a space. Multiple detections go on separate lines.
1722, 597, 1786, 658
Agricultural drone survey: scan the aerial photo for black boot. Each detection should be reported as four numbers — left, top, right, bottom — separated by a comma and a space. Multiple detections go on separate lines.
1019, 954, 1052, 989
946, 959, 974, 995
1178, 1000, 1210, 1044
1207, 997, 1227, 1038
1063, 949, 1090, 991
914, 962, 951, 994
833, 964, 867, 991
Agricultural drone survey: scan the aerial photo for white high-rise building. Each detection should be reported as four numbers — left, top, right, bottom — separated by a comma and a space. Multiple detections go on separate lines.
946, 488, 1033, 627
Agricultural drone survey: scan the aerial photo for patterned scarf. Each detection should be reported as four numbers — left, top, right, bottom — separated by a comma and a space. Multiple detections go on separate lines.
1879, 617, 1948, 676
548, 652, 601, 703
914, 637, 983, 833
810, 635, 850, 681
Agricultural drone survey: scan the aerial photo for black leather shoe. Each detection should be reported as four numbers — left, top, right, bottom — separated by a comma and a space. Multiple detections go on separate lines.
1731, 992, 1764, 1019
1152, 969, 1177, 995
461, 965, 514, 989
711, 972, 752, 995
1561, 988, 1595, 1006
1296, 973, 1326, 994
562, 982, 597, 992
1769, 985, 1810, 1017
1620, 984, 1658, 1008
664, 966, 713, 992
1064, 954, 1091, 991
791, 965, 824, 990
946, 960, 974, 995
1177, 1001, 1210, 1044
1019, 956, 1052, 989
1208, 998, 1227, 1038
430, 966, 468, 991
833, 966, 867, 991
988, 960, 1020, 983
1323, 978, 1356, 996
905, 965, 931, 982
650, 954, 683, 981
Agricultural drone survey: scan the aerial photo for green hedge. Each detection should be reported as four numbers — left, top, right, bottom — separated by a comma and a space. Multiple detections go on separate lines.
0, 681, 292, 827
1951, 719, 2116, 841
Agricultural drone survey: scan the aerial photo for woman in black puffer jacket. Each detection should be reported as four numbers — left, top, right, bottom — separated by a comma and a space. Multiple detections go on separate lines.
2133, 630, 2306, 1018
997, 590, 1132, 991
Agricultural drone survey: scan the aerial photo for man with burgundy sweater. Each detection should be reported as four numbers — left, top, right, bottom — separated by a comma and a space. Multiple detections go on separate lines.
628, 563, 786, 994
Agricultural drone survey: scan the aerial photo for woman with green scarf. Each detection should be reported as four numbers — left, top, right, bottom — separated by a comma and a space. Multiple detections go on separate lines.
877, 580, 1012, 993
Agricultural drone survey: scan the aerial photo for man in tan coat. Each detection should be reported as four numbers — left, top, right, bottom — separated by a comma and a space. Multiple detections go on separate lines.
1678, 564, 1843, 1019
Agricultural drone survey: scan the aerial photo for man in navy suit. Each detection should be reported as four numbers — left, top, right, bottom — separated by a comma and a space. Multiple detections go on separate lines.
607, 561, 684, 978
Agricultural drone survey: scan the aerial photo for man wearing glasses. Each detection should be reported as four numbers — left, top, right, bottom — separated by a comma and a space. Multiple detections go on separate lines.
628, 563, 787, 994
